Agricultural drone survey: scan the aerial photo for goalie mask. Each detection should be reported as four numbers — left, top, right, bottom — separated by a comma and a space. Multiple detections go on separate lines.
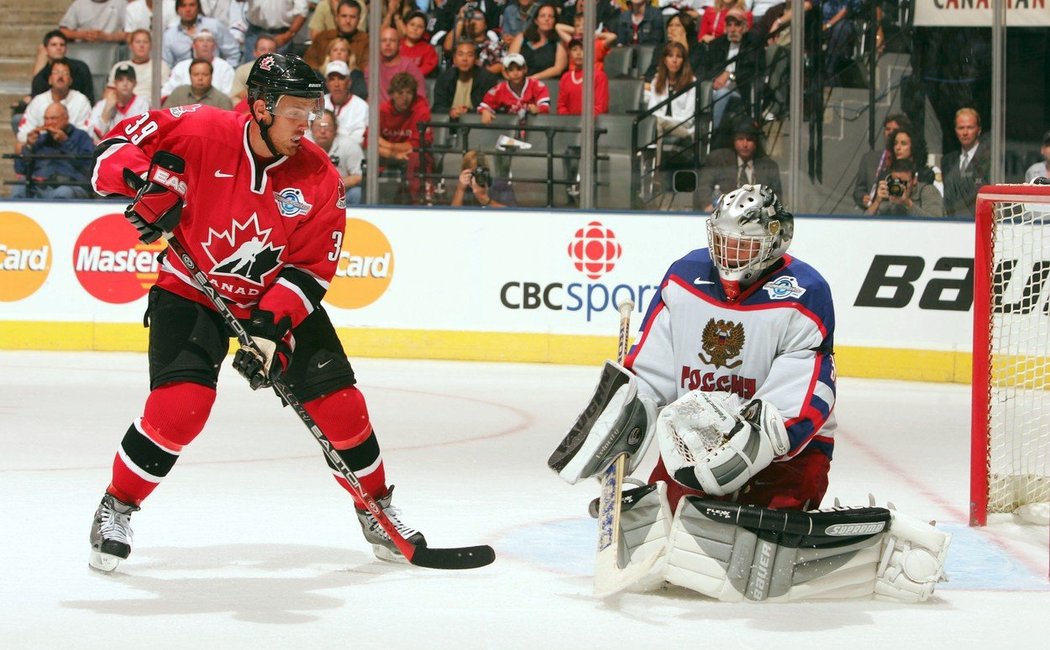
706, 184, 794, 284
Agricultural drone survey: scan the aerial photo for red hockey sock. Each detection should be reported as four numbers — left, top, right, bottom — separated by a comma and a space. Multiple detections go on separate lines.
305, 387, 388, 508
108, 382, 216, 505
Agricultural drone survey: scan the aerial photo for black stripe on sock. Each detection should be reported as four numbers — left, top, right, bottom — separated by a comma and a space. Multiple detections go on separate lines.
120, 423, 179, 478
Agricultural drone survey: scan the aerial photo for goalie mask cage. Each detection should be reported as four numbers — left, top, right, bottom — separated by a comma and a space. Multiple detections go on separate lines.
971, 184, 1050, 528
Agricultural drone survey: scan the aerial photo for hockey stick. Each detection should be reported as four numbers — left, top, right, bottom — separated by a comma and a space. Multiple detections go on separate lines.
123, 162, 494, 570
592, 300, 663, 596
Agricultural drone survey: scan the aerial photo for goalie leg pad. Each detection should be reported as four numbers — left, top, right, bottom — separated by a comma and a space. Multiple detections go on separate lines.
614, 481, 673, 592
874, 510, 951, 603
665, 497, 896, 602
551, 361, 657, 484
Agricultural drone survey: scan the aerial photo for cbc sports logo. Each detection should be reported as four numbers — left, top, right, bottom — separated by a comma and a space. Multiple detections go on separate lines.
499, 220, 658, 322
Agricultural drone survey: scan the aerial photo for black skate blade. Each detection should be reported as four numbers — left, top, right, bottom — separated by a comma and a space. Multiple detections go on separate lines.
408, 544, 495, 570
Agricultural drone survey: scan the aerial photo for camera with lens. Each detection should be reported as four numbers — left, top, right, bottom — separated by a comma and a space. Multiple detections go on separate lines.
471, 166, 491, 189
885, 175, 908, 198
328, 154, 341, 167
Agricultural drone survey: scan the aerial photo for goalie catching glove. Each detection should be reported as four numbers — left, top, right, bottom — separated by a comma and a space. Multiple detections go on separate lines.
121, 150, 187, 244
232, 309, 294, 390
548, 361, 658, 483
657, 390, 790, 496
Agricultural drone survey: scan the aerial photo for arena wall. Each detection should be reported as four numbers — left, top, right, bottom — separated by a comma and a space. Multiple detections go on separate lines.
0, 201, 985, 383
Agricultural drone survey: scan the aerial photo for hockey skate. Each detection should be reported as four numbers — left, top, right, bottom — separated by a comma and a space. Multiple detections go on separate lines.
89, 493, 139, 572
355, 487, 426, 563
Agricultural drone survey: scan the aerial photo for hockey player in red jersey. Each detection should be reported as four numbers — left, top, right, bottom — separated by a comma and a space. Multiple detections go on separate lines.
550, 185, 950, 602
88, 53, 425, 572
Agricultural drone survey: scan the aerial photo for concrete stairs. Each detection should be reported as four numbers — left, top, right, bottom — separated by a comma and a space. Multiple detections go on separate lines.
1, 0, 70, 196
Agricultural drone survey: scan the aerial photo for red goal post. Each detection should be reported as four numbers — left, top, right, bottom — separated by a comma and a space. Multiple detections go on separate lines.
971, 183, 1050, 527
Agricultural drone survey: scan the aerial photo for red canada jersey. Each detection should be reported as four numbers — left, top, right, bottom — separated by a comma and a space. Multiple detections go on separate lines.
92, 105, 346, 328
478, 79, 551, 115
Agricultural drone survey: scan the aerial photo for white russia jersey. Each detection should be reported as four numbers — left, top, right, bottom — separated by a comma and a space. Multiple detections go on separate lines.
627, 247, 837, 460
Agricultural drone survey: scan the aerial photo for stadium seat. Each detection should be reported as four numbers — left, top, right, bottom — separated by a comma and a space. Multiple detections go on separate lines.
602, 46, 633, 79
607, 78, 644, 114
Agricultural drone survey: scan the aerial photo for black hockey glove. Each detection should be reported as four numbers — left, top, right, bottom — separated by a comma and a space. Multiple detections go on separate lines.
233, 309, 294, 390
122, 151, 187, 244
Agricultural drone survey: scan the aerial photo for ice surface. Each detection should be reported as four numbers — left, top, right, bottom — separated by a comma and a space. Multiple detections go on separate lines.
0, 351, 1046, 648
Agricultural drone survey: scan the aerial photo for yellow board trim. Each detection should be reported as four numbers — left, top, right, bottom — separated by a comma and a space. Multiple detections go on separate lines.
0, 321, 975, 383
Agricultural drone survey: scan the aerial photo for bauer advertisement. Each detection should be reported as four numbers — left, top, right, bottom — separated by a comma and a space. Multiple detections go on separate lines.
1, 200, 1031, 377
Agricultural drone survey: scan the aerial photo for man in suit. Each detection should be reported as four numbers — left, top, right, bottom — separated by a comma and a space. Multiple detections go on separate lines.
941, 107, 990, 217
697, 117, 782, 211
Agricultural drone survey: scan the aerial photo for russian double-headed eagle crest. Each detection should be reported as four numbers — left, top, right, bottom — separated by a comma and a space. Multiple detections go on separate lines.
697, 318, 745, 368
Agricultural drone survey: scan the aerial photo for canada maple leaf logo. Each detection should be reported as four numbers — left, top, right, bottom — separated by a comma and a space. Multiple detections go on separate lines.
202, 213, 284, 286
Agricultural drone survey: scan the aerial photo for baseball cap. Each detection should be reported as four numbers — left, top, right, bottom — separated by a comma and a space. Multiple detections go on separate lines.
501, 53, 525, 68
325, 60, 350, 77
113, 64, 137, 81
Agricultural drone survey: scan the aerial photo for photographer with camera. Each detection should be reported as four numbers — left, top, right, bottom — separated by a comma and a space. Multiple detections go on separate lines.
864, 159, 944, 218
451, 150, 510, 208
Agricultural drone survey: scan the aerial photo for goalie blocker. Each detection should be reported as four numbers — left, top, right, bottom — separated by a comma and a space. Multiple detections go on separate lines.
616, 490, 950, 603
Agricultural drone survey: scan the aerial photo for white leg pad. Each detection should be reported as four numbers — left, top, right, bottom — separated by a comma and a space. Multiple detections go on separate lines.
613, 481, 673, 593
874, 510, 951, 603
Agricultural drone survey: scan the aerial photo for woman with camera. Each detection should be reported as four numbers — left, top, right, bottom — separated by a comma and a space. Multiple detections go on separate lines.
863, 158, 945, 218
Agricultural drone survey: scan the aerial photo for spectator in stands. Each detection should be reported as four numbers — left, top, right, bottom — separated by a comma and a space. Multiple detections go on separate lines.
444, 6, 505, 75
375, 72, 433, 203
108, 29, 171, 104
821, 0, 861, 84
643, 11, 700, 94
451, 150, 510, 207
321, 37, 369, 98
1024, 129, 1050, 183
123, 0, 158, 33
501, 0, 539, 46
756, 0, 814, 121
30, 30, 96, 105
241, 0, 309, 60
400, 11, 439, 77
510, 3, 567, 81
163, 0, 242, 67
697, 117, 782, 211
887, 125, 936, 187
323, 60, 369, 148
229, 35, 278, 104
310, 108, 364, 204
433, 40, 500, 120
852, 112, 911, 211
12, 102, 95, 199
162, 31, 237, 97
381, 0, 417, 34
616, 0, 664, 47
864, 158, 945, 218
162, 58, 235, 109
17, 61, 93, 155
59, 0, 127, 43
750, 0, 782, 21
306, 1, 369, 73
942, 107, 990, 217
699, 0, 752, 44
557, 39, 608, 115
647, 41, 696, 168
310, 0, 362, 39
90, 65, 150, 141
701, 6, 763, 132
555, 9, 617, 71
479, 53, 550, 123
368, 27, 429, 104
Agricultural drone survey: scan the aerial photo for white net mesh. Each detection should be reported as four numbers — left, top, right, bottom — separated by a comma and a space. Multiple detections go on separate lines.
985, 197, 1050, 515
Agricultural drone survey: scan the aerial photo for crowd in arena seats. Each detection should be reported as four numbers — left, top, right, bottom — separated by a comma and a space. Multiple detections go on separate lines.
9, 0, 1025, 213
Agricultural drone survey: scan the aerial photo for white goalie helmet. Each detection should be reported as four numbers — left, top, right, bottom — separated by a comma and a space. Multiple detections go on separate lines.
706, 184, 794, 283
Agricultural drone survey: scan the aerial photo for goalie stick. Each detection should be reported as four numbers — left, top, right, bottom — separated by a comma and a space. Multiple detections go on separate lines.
592, 300, 665, 597
122, 158, 494, 571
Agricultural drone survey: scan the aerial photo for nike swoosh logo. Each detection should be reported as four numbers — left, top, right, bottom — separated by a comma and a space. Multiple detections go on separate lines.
694, 278, 715, 285
214, 170, 233, 178
317, 359, 332, 369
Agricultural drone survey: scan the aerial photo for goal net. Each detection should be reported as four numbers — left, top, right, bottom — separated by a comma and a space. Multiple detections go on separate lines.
971, 184, 1050, 527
